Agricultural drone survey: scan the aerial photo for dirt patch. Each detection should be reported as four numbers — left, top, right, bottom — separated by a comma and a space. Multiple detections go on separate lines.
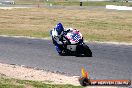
0, 63, 125, 88
0, 63, 80, 85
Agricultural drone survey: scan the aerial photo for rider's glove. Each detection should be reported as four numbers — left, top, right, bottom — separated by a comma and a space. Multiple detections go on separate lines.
63, 29, 70, 35
63, 41, 67, 45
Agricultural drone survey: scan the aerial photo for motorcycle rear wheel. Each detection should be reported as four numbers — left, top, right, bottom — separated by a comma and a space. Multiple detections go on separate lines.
83, 44, 92, 57
76, 44, 92, 57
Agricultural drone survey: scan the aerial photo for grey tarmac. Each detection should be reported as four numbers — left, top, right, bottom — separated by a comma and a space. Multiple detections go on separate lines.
0, 36, 132, 80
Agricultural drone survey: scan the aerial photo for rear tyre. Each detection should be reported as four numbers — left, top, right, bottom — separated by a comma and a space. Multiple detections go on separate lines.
76, 45, 82, 57
83, 44, 92, 57
76, 44, 92, 57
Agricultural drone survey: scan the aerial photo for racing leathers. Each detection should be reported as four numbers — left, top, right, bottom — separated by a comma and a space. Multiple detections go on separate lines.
51, 28, 73, 54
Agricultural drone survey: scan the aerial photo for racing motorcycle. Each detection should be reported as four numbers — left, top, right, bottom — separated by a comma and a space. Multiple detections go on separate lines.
50, 29, 92, 57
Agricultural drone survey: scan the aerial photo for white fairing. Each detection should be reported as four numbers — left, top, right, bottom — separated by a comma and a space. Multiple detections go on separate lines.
65, 30, 83, 51
65, 30, 82, 44
66, 32, 78, 44
67, 45, 77, 51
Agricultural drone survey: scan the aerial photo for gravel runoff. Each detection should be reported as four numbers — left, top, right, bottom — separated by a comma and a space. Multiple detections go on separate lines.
0, 63, 128, 88
0, 63, 80, 85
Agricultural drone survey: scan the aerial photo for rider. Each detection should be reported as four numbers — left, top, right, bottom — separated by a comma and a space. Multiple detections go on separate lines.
51, 23, 73, 55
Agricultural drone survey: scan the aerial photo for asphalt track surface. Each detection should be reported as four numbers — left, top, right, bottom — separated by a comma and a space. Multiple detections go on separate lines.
0, 4, 105, 10
0, 36, 132, 80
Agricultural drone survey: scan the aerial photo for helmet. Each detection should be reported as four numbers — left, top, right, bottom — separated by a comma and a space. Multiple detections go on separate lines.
55, 23, 64, 35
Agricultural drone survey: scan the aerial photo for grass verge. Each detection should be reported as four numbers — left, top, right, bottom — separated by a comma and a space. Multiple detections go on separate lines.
47, 1, 132, 6
0, 8, 132, 42
0, 75, 82, 88
14, 0, 45, 5
13, 0, 132, 6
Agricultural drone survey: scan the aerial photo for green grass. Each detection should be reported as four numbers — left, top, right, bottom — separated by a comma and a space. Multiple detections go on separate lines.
47, 1, 132, 6
0, 8, 132, 42
0, 29, 49, 38
14, 0, 45, 5
13, 0, 132, 6
0, 76, 83, 88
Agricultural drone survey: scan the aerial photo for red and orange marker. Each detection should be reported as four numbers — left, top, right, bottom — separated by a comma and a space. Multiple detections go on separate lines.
79, 67, 131, 86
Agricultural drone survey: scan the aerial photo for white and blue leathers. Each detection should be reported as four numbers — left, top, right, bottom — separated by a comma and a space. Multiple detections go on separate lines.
51, 28, 73, 53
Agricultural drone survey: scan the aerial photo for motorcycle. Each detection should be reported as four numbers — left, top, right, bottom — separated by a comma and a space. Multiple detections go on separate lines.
50, 29, 92, 57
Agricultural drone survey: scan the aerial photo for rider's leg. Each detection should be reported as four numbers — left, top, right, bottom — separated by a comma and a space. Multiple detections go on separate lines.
54, 42, 63, 54
55, 45, 62, 53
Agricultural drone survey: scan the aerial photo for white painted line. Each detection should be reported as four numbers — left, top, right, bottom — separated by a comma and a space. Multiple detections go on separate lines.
0, 35, 132, 45
0, 7, 30, 10
106, 5, 132, 10
88, 41, 132, 45
0, 35, 51, 40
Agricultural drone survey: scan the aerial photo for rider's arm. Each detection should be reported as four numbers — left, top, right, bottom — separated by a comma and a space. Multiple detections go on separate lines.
53, 36, 63, 45
52, 29, 63, 45
63, 28, 74, 35
65, 28, 73, 32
